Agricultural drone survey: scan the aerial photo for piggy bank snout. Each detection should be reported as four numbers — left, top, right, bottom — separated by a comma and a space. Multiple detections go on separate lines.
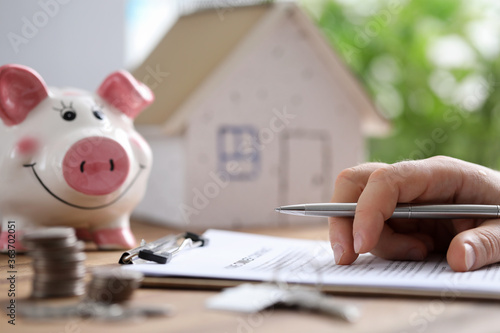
62, 137, 130, 195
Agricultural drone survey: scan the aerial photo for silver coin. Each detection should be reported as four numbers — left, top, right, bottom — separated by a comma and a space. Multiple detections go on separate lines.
32, 262, 87, 271
33, 279, 86, 287
31, 252, 87, 263
88, 280, 142, 293
87, 279, 141, 292
86, 286, 135, 303
32, 259, 86, 271
23, 227, 76, 243
86, 267, 143, 303
87, 279, 138, 290
33, 270, 87, 282
31, 285, 86, 298
24, 237, 78, 250
29, 240, 85, 256
32, 279, 86, 291
91, 266, 144, 281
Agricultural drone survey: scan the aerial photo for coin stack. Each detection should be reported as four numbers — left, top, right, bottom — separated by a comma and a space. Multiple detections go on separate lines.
86, 267, 143, 304
22, 227, 86, 298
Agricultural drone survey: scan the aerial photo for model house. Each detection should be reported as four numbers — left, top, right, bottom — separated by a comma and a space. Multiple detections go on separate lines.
131, 2, 389, 229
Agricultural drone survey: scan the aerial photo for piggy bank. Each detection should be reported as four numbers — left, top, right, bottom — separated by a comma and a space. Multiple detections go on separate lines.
0, 64, 154, 251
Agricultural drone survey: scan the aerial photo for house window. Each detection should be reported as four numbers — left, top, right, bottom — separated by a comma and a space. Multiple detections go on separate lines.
217, 125, 260, 181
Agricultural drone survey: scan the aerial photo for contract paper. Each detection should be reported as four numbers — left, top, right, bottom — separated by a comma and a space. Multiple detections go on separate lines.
124, 229, 500, 299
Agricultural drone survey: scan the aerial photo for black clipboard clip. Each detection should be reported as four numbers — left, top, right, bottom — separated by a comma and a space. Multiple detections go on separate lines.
118, 232, 209, 265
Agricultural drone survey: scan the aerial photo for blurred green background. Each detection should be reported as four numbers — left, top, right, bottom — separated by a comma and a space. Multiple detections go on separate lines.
301, 0, 500, 168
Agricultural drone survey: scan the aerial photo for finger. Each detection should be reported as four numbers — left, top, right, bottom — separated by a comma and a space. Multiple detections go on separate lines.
329, 163, 387, 264
386, 218, 421, 233
352, 157, 473, 254
330, 217, 359, 265
387, 219, 455, 253
353, 161, 427, 254
447, 220, 500, 272
370, 224, 434, 260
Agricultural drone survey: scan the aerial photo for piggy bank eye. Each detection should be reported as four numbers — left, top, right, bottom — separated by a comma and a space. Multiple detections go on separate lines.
92, 107, 105, 120
53, 101, 77, 122
62, 110, 77, 121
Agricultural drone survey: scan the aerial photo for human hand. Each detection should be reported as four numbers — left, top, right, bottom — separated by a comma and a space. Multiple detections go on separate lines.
329, 156, 500, 271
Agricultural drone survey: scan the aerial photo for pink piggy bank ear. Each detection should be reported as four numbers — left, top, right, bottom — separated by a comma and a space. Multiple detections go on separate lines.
97, 70, 154, 119
0, 64, 49, 126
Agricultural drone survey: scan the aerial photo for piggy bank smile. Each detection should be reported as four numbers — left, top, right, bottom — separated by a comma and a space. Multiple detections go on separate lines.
23, 160, 146, 210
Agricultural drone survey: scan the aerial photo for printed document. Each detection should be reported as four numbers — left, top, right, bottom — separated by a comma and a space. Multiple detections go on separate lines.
125, 229, 500, 298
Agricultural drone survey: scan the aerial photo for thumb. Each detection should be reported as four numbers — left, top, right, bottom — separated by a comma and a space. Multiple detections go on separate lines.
447, 220, 500, 272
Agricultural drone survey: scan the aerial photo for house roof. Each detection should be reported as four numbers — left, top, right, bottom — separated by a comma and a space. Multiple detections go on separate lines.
132, 2, 389, 136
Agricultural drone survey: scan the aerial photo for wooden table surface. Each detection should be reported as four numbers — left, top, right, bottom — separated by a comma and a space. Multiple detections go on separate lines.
1, 220, 500, 333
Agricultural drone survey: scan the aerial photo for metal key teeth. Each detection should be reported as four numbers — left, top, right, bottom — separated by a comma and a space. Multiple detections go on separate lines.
282, 288, 361, 323
22, 227, 87, 299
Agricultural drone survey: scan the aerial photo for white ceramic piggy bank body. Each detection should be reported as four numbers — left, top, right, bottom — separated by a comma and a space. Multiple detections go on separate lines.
0, 64, 153, 251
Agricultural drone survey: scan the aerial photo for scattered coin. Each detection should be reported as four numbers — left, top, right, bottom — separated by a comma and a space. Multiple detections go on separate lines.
20, 302, 171, 321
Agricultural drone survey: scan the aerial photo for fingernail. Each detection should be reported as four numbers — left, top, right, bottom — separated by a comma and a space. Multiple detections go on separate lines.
464, 243, 476, 271
333, 243, 344, 264
406, 248, 424, 261
353, 233, 363, 253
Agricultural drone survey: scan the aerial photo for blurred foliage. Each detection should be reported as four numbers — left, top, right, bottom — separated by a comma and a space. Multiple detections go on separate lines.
302, 0, 500, 168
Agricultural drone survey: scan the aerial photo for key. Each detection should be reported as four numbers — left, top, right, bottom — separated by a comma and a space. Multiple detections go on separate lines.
281, 287, 361, 323
206, 282, 361, 323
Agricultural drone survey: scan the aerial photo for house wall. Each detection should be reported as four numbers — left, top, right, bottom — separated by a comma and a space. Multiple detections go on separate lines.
133, 133, 186, 226
182, 11, 365, 229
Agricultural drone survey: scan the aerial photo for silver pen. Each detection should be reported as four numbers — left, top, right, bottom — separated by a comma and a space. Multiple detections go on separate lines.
275, 203, 500, 219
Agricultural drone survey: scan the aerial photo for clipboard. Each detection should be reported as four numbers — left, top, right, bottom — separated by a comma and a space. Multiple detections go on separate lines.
119, 229, 500, 300
138, 276, 500, 300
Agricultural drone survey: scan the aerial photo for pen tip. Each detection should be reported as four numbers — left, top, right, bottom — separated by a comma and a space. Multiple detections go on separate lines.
275, 207, 280, 213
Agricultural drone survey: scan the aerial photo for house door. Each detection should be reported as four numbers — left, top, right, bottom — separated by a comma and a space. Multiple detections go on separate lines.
278, 129, 332, 215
